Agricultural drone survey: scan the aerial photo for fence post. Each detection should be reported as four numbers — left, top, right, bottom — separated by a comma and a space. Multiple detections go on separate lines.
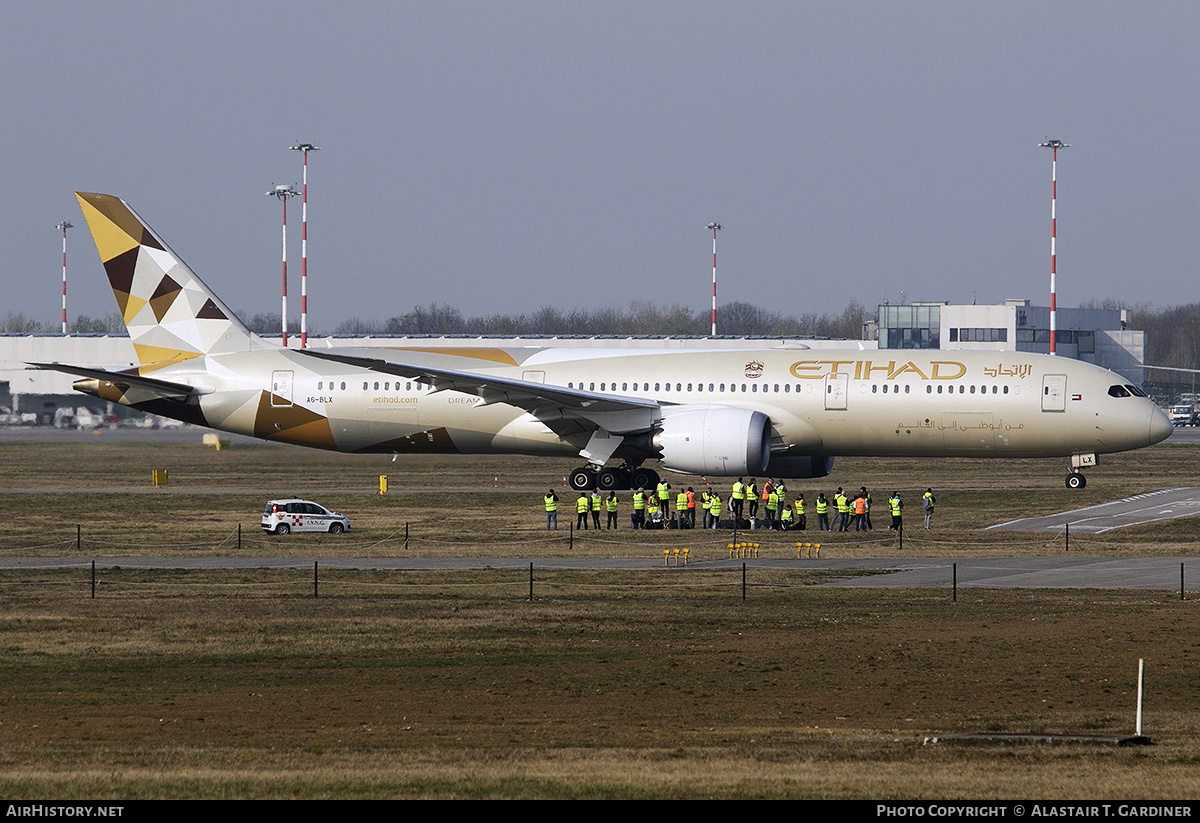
91, 560, 95, 599
314, 560, 319, 598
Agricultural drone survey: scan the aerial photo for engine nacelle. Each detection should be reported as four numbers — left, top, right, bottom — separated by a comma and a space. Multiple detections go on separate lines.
764, 454, 834, 479
654, 405, 770, 476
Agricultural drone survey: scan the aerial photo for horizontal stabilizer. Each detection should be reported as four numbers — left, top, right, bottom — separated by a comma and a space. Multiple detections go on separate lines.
29, 362, 205, 399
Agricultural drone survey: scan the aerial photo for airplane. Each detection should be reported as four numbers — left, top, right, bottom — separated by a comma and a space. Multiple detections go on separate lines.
35, 191, 1173, 492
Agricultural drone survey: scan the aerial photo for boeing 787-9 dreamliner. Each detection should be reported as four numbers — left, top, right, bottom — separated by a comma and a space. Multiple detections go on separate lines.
36, 192, 1173, 491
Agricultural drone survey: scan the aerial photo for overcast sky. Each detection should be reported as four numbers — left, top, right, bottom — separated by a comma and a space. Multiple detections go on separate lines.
3, 1, 1198, 332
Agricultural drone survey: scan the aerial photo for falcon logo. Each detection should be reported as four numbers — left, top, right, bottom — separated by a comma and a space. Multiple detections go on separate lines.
744, 360, 764, 379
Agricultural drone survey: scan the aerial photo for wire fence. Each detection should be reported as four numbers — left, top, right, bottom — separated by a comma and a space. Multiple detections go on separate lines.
0, 519, 1195, 558
2, 558, 1197, 603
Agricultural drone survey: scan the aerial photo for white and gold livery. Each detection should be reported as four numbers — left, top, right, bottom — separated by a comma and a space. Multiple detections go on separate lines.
40, 193, 1172, 491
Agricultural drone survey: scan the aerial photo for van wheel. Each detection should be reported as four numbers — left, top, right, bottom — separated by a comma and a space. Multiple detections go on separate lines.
329, 522, 344, 534
275, 523, 291, 535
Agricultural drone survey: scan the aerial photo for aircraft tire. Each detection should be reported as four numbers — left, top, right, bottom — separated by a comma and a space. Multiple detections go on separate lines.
630, 468, 659, 491
275, 523, 291, 535
598, 468, 633, 490
569, 467, 597, 491
1065, 472, 1087, 490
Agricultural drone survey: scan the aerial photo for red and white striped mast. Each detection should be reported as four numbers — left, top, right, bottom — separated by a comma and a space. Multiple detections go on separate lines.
706, 222, 721, 335
1039, 139, 1068, 355
289, 142, 320, 348
267, 184, 299, 347
56, 220, 72, 333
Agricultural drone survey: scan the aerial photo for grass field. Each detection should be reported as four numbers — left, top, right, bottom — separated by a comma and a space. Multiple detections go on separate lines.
1, 434, 1199, 798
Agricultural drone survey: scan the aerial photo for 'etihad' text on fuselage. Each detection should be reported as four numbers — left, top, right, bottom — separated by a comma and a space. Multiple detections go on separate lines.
788, 360, 969, 381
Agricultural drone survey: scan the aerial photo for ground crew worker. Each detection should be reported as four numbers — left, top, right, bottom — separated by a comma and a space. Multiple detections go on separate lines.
747, 478, 759, 519
731, 478, 745, 519
591, 489, 602, 529
700, 489, 711, 529
646, 497, 663, 529
632, 488, 646, 530
686, 487, 696, 527
676, 489, 690, 529
835, 488, 850, 531
544, 489, 559, 531
794, 494, 806, 531
854, 492, 867, 532
860, 487, 874, 531
889, 492, 903, 531
923, 488, 936, 530
606, 491, 619, 530
765, 487, 779, 527
780, 504, 794, 530
657, 479, 671, 510
576, 492, 590, 530
816, 493, 830, 531
709, 493, 723, 529
759, 479, 773, 521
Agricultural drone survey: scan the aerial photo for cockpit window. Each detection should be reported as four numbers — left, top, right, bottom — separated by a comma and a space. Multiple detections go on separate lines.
1108, 385, 1131, 398
1125, 384, 1148, 398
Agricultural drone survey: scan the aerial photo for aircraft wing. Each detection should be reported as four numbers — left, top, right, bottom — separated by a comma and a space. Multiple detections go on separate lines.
295, 348, 662, 435
29, 363, 205, 400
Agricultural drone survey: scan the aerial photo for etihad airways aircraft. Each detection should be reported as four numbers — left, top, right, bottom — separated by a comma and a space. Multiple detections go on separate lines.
38, 192, 1172, 491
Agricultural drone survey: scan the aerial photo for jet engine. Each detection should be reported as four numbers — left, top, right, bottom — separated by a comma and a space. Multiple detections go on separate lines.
653, 405, 770, 476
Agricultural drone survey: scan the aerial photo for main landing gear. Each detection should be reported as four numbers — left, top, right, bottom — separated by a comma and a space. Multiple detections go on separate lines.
567, 464, 659, 491
1065, 472, 1087, 489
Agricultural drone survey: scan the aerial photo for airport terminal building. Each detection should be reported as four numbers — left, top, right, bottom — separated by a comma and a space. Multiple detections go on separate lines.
874, 299, 1144, 384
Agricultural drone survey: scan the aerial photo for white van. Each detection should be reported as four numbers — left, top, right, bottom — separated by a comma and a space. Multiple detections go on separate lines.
261, 499, 351, 535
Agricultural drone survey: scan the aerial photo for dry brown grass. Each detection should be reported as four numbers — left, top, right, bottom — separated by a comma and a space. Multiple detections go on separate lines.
2, 436, 1200, 797
1, 567, 1200, 798
1, 438, 1199, 558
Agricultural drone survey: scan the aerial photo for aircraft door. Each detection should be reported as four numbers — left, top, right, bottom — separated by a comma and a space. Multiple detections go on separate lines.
1041, 374, 1066, 412
271, 370, 294, 408
824, 374, 848, 411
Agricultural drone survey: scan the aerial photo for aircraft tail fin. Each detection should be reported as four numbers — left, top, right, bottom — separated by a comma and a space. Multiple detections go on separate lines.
74, 192, 265, 371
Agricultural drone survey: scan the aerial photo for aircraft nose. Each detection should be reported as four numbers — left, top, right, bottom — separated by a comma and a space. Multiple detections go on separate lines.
1149, 404, 1174, 445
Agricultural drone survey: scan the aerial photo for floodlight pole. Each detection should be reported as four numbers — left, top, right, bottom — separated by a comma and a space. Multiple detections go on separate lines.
290, 142, 320, 348
266, 184, 299, 347
707, 222, 722, 336
1039, 139, 1068, 355
56, 221, 73, 333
